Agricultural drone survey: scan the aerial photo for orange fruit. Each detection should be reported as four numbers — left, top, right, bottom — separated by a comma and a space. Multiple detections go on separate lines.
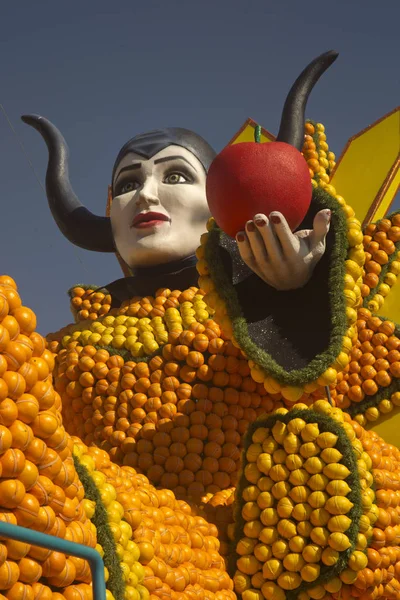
0, 276, 17, 289
18, 460, 39, 491
2, 373, 25, 400
28, 358, 49, 382
0, 448, 26, 477
0, 425, 12, 453
11, 307, 37, 335
15, 395, 39, 424
8, 421, 33, 452
14, 494, 40, 527
0, 479, 26, 508
1, 316, 20, 340
31, 412, 58, 439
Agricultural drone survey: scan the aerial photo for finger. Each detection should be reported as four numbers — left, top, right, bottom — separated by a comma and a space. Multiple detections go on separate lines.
266, 211, 299, 258
236, 230, 258, 272
242, 221, 268, 269
310, 209, 331, 249
236, 229, 275, 285
251, 214, 283, 265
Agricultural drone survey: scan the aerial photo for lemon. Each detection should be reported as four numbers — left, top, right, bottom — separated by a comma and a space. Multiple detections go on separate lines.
302, 544, 322, 563
327, 515, 352, 533
283, 433, 301, 454
272, 539, 290, 559
252, 427, 269, 444
308, 491, 327, 508
287, 418, 306, 434
325, 496, 354, 515
328, 532, 351, 551
263, 559, 283, 580
320, 448, 343, 463
257, 491, 273, 509
348, 550, 368, 571
301, 423, 320, 442
254, 543, 272, 562
277, 571, 302, 590
301, 563, 320, 582
237, 538, 257, 556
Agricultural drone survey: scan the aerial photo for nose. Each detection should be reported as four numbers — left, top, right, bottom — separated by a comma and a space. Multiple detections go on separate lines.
136, 178, 159, 206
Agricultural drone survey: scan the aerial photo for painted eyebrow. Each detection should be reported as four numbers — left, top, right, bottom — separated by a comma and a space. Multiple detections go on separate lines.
153, 155, 198, 171
115, 154, 198, 182
114, 162, 142, 181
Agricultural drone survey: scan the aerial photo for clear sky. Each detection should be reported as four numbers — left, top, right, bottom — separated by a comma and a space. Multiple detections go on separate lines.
0, 0, 398, 335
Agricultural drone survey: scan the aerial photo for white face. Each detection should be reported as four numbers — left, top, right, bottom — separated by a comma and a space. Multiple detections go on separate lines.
110, 145, 210, 269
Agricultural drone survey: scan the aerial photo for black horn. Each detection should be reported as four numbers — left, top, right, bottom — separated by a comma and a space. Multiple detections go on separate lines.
276, 50, 339, 150
21, 114, 115, 253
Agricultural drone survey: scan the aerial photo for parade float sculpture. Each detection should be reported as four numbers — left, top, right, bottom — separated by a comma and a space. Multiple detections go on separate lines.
0, 50, 400, 600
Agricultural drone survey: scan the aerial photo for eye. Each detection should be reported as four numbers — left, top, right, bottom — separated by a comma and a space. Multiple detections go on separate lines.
120, 181, 139, 194
164, 172, 188, 185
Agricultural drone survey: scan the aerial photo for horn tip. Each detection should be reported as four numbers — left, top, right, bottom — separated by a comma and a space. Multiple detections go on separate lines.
21, 114, 43, 126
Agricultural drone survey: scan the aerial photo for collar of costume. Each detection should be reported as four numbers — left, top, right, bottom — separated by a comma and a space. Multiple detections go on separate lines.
104, 255, 198, 306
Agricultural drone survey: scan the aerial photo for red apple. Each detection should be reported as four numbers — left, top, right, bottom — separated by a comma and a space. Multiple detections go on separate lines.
206, 141, 312, 237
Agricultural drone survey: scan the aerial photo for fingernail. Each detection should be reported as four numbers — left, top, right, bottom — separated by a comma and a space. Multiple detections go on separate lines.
255, 218, 266, 227
247, 222, 255, 232
270, 214, 281, 224
325, 210, 331, 223
236, 232, 245, 242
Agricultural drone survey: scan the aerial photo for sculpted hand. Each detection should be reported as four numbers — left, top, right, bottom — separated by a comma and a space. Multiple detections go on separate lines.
236, 210, 331, 291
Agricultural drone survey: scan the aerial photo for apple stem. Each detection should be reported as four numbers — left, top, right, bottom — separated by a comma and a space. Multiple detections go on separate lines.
254, 125, 261, 143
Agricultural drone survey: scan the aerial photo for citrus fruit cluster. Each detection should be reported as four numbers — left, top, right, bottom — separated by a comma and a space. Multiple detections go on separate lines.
0, 276, 106, 600
348, 422, 400, 600
301, 121, 336, 186
55, 288, 212, 358
73, 439, 235, 600
232, 400, 376, 600
69, 287, 112, 323
332, 307, 400, 422
362, 215, 400, 312
50, 326, 280, 503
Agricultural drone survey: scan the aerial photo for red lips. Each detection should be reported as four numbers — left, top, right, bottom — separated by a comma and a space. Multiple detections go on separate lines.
131, 212, 170, 228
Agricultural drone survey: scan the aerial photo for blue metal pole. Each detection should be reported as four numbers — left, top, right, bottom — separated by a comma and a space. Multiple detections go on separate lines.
0, 521, 106, 600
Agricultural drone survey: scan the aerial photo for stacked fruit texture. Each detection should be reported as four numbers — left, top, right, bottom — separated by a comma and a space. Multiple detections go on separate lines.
2, 120, 400, 600
0, 278, 234, 600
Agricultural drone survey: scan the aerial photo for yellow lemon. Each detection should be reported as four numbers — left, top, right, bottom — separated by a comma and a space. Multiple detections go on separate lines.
301, 423, 320, 442
285, 454, 303, 471
328, 532, 351, 551
348, 551, 368, 571
277, 497, 295, 519
308, 491, 328, 508
287, 418, 306, 434
325, 496, 354, 515
247, 443, 262, 463
272, 539, 290, 560
320, 448, 343, 463
327, 515, 352, 533
301, 563, 320, 582
302, 544, 322, 563
263, 559, 283, 580
277, 571, 302, 590
326, 480, 351, 496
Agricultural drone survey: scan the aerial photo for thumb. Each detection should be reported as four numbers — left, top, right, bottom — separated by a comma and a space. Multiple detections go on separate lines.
310, 209, 331, 249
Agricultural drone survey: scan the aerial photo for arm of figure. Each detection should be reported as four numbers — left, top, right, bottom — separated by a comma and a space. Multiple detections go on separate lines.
236, 209, 331, 291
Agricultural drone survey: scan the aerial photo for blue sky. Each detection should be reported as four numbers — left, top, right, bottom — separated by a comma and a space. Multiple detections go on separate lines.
0, 0, 398, 334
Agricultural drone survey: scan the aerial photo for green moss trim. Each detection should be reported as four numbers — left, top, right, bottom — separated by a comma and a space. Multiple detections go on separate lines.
230, 409, 363, 600
73, 455, 125, 600
205, 187, 349, 386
